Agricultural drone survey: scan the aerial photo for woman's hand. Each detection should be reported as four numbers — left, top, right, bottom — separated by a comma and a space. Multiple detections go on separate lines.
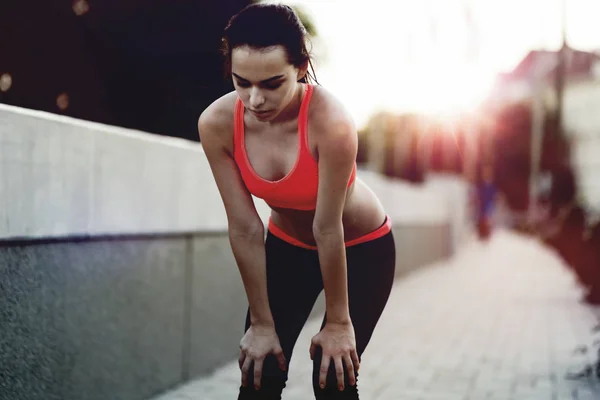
239, 324, 287, 390
310, 321, 360, 391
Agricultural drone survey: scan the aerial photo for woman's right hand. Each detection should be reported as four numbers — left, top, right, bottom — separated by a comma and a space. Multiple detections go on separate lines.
238, 323, 287, 390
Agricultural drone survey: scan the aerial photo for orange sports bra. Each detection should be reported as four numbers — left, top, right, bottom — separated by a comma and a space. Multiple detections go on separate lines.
233, 84, 357, 211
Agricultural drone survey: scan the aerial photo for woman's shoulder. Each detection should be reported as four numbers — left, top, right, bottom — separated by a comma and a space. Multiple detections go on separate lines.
308, 84, 356, 137
197, 91, 238, 147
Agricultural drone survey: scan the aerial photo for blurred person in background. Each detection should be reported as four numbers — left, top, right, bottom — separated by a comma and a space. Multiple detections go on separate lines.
198, 3, 396, 399
474, 163, 498, 241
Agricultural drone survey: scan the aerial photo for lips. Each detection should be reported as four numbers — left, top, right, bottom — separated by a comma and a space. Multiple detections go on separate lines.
251, 109, 272, 116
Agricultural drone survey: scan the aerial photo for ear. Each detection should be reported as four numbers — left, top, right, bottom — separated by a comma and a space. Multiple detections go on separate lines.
296, 60, 309, 82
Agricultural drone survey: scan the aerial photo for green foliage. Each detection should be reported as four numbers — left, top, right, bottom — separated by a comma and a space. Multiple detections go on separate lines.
293, 5, 318, 37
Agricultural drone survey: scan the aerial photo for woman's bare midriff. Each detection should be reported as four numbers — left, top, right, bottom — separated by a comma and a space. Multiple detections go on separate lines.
268, 177, 387, 246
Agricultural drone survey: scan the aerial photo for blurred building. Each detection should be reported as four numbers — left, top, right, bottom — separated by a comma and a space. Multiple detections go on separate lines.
487, 49, 600, 213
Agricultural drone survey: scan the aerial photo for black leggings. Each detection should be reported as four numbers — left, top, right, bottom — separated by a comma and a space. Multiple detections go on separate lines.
238, 229, 396, 399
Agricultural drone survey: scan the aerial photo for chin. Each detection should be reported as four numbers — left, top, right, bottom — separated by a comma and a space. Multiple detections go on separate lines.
258, 110, 280, 121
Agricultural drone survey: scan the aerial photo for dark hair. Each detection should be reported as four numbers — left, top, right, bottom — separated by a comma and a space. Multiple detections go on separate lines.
221, 3, 319, 84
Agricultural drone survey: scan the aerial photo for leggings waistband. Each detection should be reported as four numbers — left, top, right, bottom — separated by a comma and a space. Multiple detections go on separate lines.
267, 215, 392, 250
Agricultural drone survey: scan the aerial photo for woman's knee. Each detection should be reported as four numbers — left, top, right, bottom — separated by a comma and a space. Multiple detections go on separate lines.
238, 378, 286, 400
311, 372, 359, 400
311, 348, 359, 399
237, 356, 288, 399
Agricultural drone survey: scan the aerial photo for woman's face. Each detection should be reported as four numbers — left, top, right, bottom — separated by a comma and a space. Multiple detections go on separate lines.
231, 45, 304, 122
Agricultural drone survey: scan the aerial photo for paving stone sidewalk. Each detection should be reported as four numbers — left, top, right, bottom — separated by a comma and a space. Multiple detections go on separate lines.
152, 230, 600, 400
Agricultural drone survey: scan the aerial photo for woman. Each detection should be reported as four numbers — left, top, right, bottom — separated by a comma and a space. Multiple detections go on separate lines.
198, 4, 395, 399
475, 164, 497, 240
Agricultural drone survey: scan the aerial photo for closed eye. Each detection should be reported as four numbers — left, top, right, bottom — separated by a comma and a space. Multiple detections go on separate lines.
265, 82, 282, 90
235, 80, 283, 90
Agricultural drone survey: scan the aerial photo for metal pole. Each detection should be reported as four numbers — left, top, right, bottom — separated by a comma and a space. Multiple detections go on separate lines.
555, 0, 568, 134
529, 70, 545, 217
529, 0, 568, 219
461, 0, 480, 179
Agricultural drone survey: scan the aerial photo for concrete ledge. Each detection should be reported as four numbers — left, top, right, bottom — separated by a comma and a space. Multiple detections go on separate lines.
0, 104, 271, 240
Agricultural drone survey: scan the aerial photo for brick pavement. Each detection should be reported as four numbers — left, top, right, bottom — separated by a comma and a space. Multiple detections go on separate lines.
151, 230, 600, 400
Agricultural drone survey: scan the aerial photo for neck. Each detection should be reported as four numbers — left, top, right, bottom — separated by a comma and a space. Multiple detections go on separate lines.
268, 82, 305, 125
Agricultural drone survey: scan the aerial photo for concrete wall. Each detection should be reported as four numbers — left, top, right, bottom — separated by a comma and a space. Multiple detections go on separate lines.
0, 104, 270, 240
0, 225, 451, 400
0, 104, 469, 400
1, 237, 190, 400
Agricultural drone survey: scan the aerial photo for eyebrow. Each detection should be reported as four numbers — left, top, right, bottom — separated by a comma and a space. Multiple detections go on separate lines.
232, 73, 285, 83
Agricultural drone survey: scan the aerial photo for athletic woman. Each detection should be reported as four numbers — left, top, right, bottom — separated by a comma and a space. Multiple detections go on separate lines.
198, 4, 396, 399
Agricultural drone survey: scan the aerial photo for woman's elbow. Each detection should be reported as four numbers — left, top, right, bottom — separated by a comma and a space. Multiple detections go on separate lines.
229, 219, 264, 241
312, 220, 343, 243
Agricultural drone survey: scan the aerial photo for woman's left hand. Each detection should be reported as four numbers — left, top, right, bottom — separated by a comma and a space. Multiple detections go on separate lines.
310, 321, 360, 391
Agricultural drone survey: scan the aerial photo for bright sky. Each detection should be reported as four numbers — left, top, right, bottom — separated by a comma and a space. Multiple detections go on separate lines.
264, 0, 600, 128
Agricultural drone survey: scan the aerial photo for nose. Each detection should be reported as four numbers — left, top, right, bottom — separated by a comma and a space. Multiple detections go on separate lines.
249, 87, 266, 109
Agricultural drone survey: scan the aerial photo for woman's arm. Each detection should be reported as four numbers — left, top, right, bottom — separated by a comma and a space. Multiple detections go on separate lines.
312, 116, 357, 324
198, 109, 273, 327
199, 107, 287, 389
309, 99, 360, 391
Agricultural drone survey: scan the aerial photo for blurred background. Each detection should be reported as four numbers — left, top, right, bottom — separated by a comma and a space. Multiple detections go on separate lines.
2, 1, 600, 399
2, 0, 599, 213
3, 0, 600, 275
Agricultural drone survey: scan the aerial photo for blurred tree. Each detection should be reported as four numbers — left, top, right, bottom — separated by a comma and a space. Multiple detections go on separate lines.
292, 5, 318, 37
356, 129, 369, 165
360, 111, 427, 183
491, 102, 534, 211
490, 100, 572, 212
